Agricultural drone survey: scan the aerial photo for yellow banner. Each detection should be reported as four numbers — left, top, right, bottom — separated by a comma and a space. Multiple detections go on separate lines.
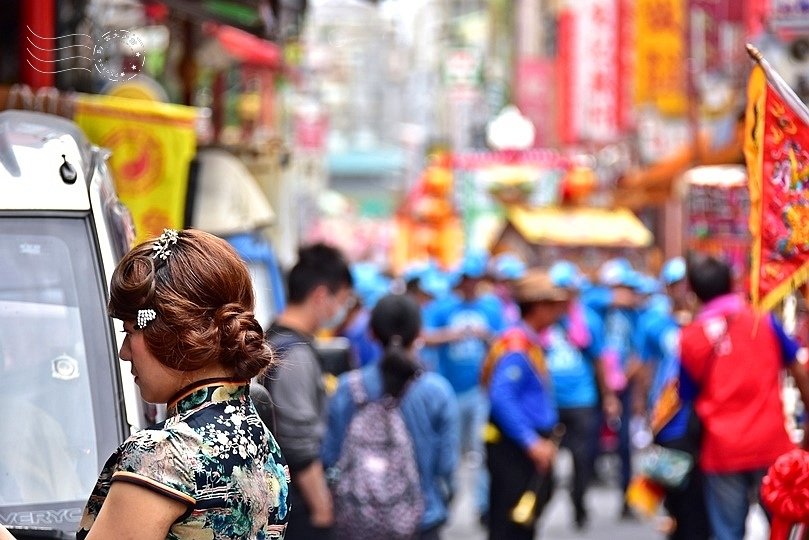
634, 0, 687, 116
74, 94, 197, 243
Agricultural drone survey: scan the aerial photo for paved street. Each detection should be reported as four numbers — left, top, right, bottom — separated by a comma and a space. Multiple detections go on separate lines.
443, 450, 771, 540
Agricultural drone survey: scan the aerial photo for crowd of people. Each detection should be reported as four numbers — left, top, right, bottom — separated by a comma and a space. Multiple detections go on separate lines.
3, 228, 806, 540
320, 247, 809, 540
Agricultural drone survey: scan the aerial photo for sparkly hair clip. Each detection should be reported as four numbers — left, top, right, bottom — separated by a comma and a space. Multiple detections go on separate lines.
152, 228, 179, 261
136, 308, 157, 330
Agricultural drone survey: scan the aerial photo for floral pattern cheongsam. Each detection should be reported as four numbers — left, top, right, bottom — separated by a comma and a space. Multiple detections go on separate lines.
77, 379, 289, 540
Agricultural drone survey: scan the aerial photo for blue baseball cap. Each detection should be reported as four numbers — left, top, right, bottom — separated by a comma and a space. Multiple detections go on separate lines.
634, 274, 661, 296
660, 256, 687, 285
459, 251, 489, 279
549, 260, 589, 290
598, 258, 635, 287
490, 253, 527, 281
418, 269, 455, 298
351, 262, 391, 308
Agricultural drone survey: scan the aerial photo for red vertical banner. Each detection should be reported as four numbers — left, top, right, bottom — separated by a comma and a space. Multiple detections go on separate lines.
690, 0, 746, 77
561, 0, 621, 143
557, 8, 576, 145
21, 0, 56, 90
515, 58, 555, 147
617, 0, 635, 131
745, 0, 769, 37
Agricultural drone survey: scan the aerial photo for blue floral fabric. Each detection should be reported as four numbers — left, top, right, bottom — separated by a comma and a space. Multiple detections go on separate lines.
77, 380, 289, 539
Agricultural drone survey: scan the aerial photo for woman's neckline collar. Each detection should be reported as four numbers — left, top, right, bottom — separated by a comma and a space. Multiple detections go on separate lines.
167, 377, 249, 411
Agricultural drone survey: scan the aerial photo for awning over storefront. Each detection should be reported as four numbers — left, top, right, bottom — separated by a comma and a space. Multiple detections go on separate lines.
158, 0, 276, 38
505, 206, 653, 247
206, 23, 282, 67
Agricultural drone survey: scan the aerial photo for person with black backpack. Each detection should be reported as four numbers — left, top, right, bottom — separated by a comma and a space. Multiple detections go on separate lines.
322, 294, 460, 540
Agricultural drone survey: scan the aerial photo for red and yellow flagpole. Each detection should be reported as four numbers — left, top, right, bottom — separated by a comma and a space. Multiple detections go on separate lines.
744, 44, 767, 309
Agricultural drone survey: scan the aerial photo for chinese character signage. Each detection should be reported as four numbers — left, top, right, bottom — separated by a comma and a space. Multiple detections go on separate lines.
573, 0, 620, 142
634, 0, 687, 115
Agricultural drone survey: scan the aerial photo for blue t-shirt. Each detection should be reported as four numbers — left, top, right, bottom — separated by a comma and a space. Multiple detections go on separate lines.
340, 309, 383, 368
638, 307, 688, 442
602, 306, 637, 370
545, 306, 603, 408
433, 295, 504, 394
581, 285, 613, 313
418, 299, 443, 372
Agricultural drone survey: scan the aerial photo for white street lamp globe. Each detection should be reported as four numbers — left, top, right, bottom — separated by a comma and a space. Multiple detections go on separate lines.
486, 105, 536, 151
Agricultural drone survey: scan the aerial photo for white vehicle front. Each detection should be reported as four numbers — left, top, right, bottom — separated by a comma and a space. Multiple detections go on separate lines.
0, 111, 143, 539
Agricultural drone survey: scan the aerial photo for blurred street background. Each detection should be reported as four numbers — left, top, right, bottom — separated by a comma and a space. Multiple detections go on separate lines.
3, 0, 809, 538
445, 451, 770, 539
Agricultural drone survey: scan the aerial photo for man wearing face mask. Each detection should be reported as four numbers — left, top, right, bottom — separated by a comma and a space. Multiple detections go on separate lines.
263, 243, 354, 540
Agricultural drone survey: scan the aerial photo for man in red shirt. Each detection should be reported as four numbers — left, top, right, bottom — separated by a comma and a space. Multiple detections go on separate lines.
679, 254, 809, 540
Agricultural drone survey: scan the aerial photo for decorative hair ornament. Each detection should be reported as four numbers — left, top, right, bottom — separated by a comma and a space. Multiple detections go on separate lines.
136, 308, 157, 330
152, 228, 179, 261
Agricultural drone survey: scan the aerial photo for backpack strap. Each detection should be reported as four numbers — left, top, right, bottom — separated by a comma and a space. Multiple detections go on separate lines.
347, 370, 369, 406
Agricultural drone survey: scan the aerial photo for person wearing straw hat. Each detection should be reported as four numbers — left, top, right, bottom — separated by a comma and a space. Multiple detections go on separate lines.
480, 269, 570, 539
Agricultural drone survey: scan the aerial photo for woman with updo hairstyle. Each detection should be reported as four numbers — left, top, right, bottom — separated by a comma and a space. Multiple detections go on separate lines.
322, 294, 460, 539
77, 229, 290, 540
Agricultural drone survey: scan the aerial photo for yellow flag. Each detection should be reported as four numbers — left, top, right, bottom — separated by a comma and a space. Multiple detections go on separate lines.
74, 94, 197, 243
744, 48, 809, 310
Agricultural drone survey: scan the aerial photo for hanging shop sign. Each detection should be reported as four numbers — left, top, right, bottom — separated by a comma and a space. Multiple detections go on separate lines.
445, 48, 482, 102
558, 0, 624, 143
771, 0, 809, 31
573, 0, 620, 142
515, 57, 554, 147
75, 94, 197, 243
634, 0, 687, 116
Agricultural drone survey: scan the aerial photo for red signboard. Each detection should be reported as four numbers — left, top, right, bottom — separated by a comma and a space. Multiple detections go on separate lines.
515, 57, 555, 147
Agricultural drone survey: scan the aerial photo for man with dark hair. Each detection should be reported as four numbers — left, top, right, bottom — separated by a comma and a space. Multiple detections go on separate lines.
264, 243, 353, 539
679, 253, 809, 540
685, 252, 732, 304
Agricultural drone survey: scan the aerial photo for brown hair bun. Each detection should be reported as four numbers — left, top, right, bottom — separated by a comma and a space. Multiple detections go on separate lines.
109, 229, 274, 379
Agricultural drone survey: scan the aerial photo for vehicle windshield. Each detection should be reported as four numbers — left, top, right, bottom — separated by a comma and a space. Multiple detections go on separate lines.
0, 217, 122, 515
